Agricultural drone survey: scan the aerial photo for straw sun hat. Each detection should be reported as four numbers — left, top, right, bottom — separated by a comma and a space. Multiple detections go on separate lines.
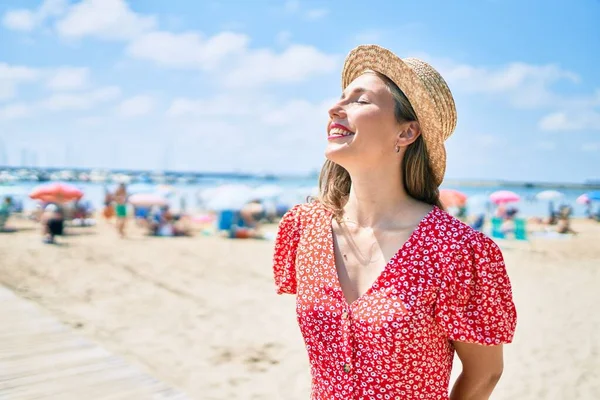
341, 44, 457, 186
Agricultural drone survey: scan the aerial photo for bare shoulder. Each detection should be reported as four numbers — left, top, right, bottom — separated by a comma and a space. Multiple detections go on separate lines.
395, 200, 439, 229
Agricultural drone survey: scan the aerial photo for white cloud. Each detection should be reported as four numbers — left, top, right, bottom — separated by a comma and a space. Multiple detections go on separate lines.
536, 141, 557, 151
282, 0, 328, 20
46, 67, 90, 91
276, 30, 292, 46
165, 94, 333, 173
127, 30, 337, 88
118, 95, 155, 117
167, 93, 333, 144
75, 116, 104, 126
261, 98, 333, 127
473, 134, 504, 149
538, 110, 600, 131
305, 9, 329, 20
2, 0, 67, 31
582, 143, 600, 152
55, 0, 156, 40
38, 0, 68, 17
2, 10, 36, 31
556, 89, 600, 113
354, 30, 384, 43
41, 86, 121, 111
126, 31, 248, 69
439, 61, 579, 109
284, 0, 300, 13
443, 62, 579, 93
166, 95, 264, 118
0, 103, 31, 120
167, 93, 332, 129
0, 63, 41, 100
224, 45, 338, 88
0, 63, 95, 100
425, 56, 600, 132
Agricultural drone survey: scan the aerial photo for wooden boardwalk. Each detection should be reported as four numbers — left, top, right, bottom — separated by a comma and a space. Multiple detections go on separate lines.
0, 287, 190, 400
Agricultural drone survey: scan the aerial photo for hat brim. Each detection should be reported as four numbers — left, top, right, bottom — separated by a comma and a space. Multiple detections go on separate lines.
341, 45, 446, 186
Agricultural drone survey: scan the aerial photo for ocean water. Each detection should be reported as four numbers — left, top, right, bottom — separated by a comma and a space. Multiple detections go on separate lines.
2, 178, 594, 218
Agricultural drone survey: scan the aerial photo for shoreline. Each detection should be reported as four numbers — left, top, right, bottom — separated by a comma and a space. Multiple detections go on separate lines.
1, 167, 600, 189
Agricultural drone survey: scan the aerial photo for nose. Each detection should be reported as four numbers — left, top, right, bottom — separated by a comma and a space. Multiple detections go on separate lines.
328, 100, 346, 120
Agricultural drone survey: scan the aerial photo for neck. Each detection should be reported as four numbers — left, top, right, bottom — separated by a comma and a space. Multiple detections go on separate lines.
342, 166, 415, 229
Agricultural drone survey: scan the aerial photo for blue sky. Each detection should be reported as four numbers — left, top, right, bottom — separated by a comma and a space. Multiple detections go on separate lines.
0, 0, 598, 183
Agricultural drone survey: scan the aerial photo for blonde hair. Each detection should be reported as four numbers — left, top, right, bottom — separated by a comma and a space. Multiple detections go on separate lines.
315, 71, 442, 219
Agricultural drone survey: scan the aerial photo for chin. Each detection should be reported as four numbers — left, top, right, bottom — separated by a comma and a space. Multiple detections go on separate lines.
324, 143, 354, 166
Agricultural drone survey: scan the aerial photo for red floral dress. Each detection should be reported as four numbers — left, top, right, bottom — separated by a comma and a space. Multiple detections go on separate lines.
273, 202, 517, 400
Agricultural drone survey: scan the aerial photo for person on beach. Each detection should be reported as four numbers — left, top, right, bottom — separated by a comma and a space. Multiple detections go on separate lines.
272, 45, 517, 399
239, 199, 266, 227
40, 203, 64, 244
0, 196, 15, 232
556, 205, 577, 235
114, 183, 128, 237
102, 186, 115, 222
226, 199, 271, 239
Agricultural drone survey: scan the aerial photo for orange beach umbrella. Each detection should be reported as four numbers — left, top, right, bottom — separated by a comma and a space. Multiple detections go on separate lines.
29, 182, 83, 203
439, 189, 468, 208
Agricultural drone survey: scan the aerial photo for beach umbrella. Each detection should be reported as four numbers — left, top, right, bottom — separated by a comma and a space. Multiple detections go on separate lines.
489, 190, 520, 205
586, 191, 600, 201
156, 184, 177, 198
203, 184, 255, 211
535, 190, 564, 201
29, 182, 83, 203
197, 187, 219, 203
576, 194, 590, 204
251, 184, 284, 200
128, 193, 169, 207
439, 189, 468, 208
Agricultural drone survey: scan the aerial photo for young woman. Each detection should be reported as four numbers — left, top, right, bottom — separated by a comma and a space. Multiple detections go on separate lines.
273, 45, 517, 400
114, 183, 128, 238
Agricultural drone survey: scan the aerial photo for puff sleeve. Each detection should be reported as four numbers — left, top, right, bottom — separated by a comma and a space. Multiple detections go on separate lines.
435, 232, 517, 345
272, 205, 302, 295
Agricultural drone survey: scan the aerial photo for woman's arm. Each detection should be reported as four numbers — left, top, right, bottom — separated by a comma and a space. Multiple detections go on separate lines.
450, 342, 504, 400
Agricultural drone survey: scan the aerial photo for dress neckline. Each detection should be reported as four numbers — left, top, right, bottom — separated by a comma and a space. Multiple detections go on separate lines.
325, 205, 438, 308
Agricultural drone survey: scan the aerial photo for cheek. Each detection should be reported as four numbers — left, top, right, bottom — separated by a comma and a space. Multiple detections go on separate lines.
354, 109, 396, 141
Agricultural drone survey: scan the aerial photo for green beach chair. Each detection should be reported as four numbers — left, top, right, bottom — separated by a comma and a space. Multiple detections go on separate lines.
514, 218, 527, 241
490, 217, 505, 239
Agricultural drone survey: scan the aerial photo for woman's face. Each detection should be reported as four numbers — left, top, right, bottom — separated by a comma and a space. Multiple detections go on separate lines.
325, 73, 401, 168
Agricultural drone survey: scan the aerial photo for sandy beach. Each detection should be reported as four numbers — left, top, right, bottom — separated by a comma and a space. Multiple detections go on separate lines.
0, 216, 599, 399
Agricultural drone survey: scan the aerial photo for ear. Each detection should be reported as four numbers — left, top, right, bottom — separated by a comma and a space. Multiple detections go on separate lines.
396, 121, 422, 147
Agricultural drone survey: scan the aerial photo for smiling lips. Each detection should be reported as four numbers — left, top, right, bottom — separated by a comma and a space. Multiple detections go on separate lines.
328, 123, 355, 140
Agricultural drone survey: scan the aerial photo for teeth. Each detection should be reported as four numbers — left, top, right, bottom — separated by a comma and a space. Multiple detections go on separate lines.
330, 127, 354, 136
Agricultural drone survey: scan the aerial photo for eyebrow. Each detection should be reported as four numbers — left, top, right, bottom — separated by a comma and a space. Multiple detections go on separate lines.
340, 87, 369, 100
